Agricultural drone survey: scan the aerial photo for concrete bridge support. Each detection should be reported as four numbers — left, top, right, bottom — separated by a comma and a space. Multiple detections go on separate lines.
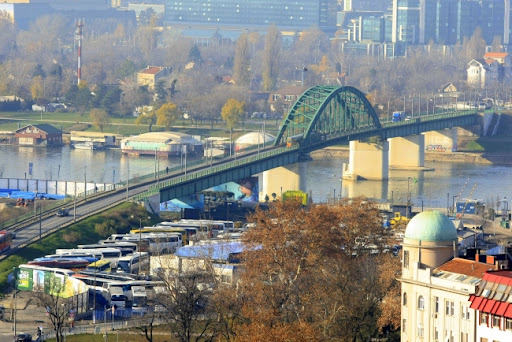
388, 135, 425, 169
424, 129, 458, 153
342, 140, 389, 180
260, 166, 301, 201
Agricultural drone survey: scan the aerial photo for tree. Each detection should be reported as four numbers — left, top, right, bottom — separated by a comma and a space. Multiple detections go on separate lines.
233, 33, 251, 87
33, 275, 73, 342
188, 44, 202, 63
262, 25, 281, 91
66, 83, 92, 112
154, 80, 168, 107
221, 98, 245, 134
156, 102, 181, 130
233, 198, 401, 341
136, 109, 157, 132
156, 270, 218, 342
89, 108, 111, 132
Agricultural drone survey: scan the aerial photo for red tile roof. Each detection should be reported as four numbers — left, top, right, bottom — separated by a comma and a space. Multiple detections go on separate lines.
484, 52, 509, 58
436, 258, 494, 278
140, 67, 163, 75
483, 270, 512, 285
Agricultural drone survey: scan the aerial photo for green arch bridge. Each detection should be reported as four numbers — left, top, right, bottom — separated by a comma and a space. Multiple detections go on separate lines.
136, 85, 481, 203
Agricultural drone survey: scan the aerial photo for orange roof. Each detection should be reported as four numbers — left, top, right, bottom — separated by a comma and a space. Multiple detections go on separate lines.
140, 66, 163, 75
484, 52, 509, 58
436, 258, 495, 278
484, 58, 496, 65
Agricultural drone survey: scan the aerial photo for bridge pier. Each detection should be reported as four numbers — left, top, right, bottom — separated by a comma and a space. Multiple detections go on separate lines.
342, 140, 389, 180
260, 166, 302, 201
424, 128, 458, 153
388, 135, 426, 170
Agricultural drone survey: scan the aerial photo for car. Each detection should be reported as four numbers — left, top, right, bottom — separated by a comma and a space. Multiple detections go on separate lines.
56, 208, 69, 217
16, 333, 32, 342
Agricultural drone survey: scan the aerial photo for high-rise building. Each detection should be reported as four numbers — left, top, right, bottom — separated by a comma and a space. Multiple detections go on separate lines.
395, 0, 511, 46
392, 0, 421, 43
163, 0, 337, 32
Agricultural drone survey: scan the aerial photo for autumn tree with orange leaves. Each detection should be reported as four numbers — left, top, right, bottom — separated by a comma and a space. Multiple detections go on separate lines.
226, 198, 401, 342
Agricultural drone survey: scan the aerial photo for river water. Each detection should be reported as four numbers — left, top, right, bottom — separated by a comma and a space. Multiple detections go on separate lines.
0, 145, 510, 209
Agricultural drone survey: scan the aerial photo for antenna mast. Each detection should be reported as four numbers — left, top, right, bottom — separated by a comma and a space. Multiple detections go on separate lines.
75, 19, 84, 85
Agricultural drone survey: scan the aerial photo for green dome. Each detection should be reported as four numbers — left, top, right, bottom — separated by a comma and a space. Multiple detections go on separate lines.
405, 211, 457, 242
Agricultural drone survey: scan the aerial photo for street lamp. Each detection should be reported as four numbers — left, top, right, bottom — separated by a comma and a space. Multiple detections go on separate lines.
407, 177, 411, 219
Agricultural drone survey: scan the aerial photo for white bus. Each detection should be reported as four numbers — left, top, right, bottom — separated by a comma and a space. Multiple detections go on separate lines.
78, 243, 137, 255
117, 252, 150, 274
56, 248, 122, 269
123, 233, 182, 254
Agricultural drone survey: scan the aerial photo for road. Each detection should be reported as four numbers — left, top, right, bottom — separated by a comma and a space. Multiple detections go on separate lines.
5, 144, 278, 254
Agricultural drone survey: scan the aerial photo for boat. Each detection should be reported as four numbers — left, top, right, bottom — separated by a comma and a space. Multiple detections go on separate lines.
72, 142, 103, 150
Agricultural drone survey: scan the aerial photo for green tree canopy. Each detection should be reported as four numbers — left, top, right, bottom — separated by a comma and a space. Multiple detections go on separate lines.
135, 108, 157, 132
221, 98, 245, 132
156, 102, 181, 130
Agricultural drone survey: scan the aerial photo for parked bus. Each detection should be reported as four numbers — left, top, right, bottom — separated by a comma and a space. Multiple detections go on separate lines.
56, 248, 122, 269
44, 254, 98, 264
158, 220, 231, 238
78, 243, 137, 255
29, 257, 89, 271
117, 236, 151, 253
86, 260, 112, 273
124, 233, 182, 254
130, 227, 188, 245
117, 252, 150, 274
0, 231, 13, 253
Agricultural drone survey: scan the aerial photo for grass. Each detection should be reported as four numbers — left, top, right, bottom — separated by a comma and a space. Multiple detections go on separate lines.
0, 111, 280, 138
45, 331, 175, 342
0, 203, 156, 293
458, 137, 512, 153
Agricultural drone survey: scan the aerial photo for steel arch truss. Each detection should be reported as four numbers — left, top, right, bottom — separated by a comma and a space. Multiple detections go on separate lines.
274, 85, 382, 147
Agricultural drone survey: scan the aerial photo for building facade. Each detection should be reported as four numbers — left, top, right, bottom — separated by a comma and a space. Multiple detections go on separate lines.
14, 124, 62, 146
470, 270, 512, 341
163, 0, 337, 32
136, 66, 170, 90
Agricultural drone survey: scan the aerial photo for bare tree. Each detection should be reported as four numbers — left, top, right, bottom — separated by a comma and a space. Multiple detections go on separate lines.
156, 270, 218, 342
33, 277, 71, 342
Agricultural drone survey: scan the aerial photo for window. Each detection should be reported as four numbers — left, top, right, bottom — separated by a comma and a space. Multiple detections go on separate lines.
493, 315, 501, 329
418, 296, 425, 310
434, 328, 439, 341
461, 305, 470, 320
417, 323, 424, 337
403, 319, 406, 333
480, 312, 488, 325
435, 297, 439, 313
444, 300, 455, 316
403, 292, 407, 306
403, 250, 409, 268
506, 318, 512, 330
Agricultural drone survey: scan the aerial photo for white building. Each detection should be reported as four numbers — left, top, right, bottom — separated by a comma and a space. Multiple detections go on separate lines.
400, 211, 502, 342
470, 270, 512, 342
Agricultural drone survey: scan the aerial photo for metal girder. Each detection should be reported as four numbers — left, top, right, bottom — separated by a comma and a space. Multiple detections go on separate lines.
159, 150, 300, 202
274, 85, 381, 146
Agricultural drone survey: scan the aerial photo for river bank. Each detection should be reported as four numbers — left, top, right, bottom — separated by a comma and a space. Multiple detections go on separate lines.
319, 146, 512, 166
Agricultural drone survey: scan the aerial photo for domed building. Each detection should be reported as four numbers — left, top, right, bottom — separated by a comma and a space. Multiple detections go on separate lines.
402, 210, 458, 273
400, 210, 497, 342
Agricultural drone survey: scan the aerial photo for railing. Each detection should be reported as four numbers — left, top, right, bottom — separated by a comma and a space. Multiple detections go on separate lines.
134, 145, 296, 201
